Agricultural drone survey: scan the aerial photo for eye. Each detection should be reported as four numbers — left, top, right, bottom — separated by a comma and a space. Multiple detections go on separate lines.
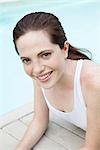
21, 58, 31, 65
41, 52, 51, 59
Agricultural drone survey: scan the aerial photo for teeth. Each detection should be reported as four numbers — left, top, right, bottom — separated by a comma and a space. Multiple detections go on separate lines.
38, 72, 51, 80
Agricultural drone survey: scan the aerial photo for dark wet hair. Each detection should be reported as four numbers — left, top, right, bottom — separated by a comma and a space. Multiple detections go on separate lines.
13, 12, 92, 60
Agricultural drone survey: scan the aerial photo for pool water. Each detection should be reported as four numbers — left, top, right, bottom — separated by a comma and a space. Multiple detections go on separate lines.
0, 0, 100, 115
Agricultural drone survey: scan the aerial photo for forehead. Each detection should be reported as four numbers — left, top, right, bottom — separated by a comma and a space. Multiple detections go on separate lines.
16, 30, 55, 56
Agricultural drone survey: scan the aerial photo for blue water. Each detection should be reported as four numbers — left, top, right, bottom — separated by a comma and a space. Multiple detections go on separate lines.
0, 0, 100, 115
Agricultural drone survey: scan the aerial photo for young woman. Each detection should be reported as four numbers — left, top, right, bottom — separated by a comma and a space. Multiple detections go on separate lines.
13, 12, 100, 150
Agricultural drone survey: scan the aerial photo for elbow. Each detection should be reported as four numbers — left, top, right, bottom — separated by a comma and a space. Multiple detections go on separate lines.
32, 113, 49, 129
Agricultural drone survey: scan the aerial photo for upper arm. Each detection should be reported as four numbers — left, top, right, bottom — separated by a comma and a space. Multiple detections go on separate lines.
33, 80, 49, 122
85, 67, 100, 149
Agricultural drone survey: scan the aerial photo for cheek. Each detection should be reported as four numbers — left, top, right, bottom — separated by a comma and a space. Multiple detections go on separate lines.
50, 57, 65, 70
24, 65, 33, 76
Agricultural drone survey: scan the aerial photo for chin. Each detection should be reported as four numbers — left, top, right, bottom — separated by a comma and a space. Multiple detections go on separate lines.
39, 82, 55, 89
39, 77, 60, 89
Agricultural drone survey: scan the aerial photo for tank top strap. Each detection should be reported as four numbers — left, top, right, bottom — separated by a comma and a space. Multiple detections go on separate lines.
74, 59, 83, 82
74, 59, 86, 109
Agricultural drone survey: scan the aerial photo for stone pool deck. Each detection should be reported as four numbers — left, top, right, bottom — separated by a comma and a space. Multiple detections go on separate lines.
0, 102, 86, 150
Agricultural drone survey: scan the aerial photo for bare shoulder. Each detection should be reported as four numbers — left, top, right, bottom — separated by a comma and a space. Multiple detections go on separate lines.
82, 61, 100, 149
82, 60, 100, 106
82, 60, 100, 89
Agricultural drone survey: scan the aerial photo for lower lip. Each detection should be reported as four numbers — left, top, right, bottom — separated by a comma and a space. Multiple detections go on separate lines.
37, 71, 53, 83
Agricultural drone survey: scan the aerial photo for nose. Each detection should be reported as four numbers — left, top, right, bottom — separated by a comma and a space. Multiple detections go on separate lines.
32, 61, 45, 76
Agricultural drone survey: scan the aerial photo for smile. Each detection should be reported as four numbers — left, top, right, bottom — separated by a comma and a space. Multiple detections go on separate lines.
37, 71, 53, 82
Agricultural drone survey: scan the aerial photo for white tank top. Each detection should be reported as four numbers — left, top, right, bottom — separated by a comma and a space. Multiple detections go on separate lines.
42, 59, 87, 131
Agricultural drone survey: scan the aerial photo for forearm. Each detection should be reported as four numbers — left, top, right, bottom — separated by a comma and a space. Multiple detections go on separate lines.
16, 117, 49, 150
77, 142, 100, 150
76, 142, 100, 150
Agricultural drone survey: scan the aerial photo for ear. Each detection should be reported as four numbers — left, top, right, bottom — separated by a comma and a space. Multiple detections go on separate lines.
63, 41, 69, 59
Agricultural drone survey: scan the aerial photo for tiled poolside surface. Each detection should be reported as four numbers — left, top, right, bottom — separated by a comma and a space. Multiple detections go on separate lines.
0, 103, 86, 150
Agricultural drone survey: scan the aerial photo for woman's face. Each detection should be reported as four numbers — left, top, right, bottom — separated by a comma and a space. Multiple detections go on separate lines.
16, 30, 68, 89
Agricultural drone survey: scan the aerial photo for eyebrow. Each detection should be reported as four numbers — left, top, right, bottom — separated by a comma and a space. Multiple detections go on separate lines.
20, 57, 29, 60
20, 49, 53, 59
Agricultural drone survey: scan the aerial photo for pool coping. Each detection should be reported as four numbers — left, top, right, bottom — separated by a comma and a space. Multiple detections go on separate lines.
0, 101, 33, 128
